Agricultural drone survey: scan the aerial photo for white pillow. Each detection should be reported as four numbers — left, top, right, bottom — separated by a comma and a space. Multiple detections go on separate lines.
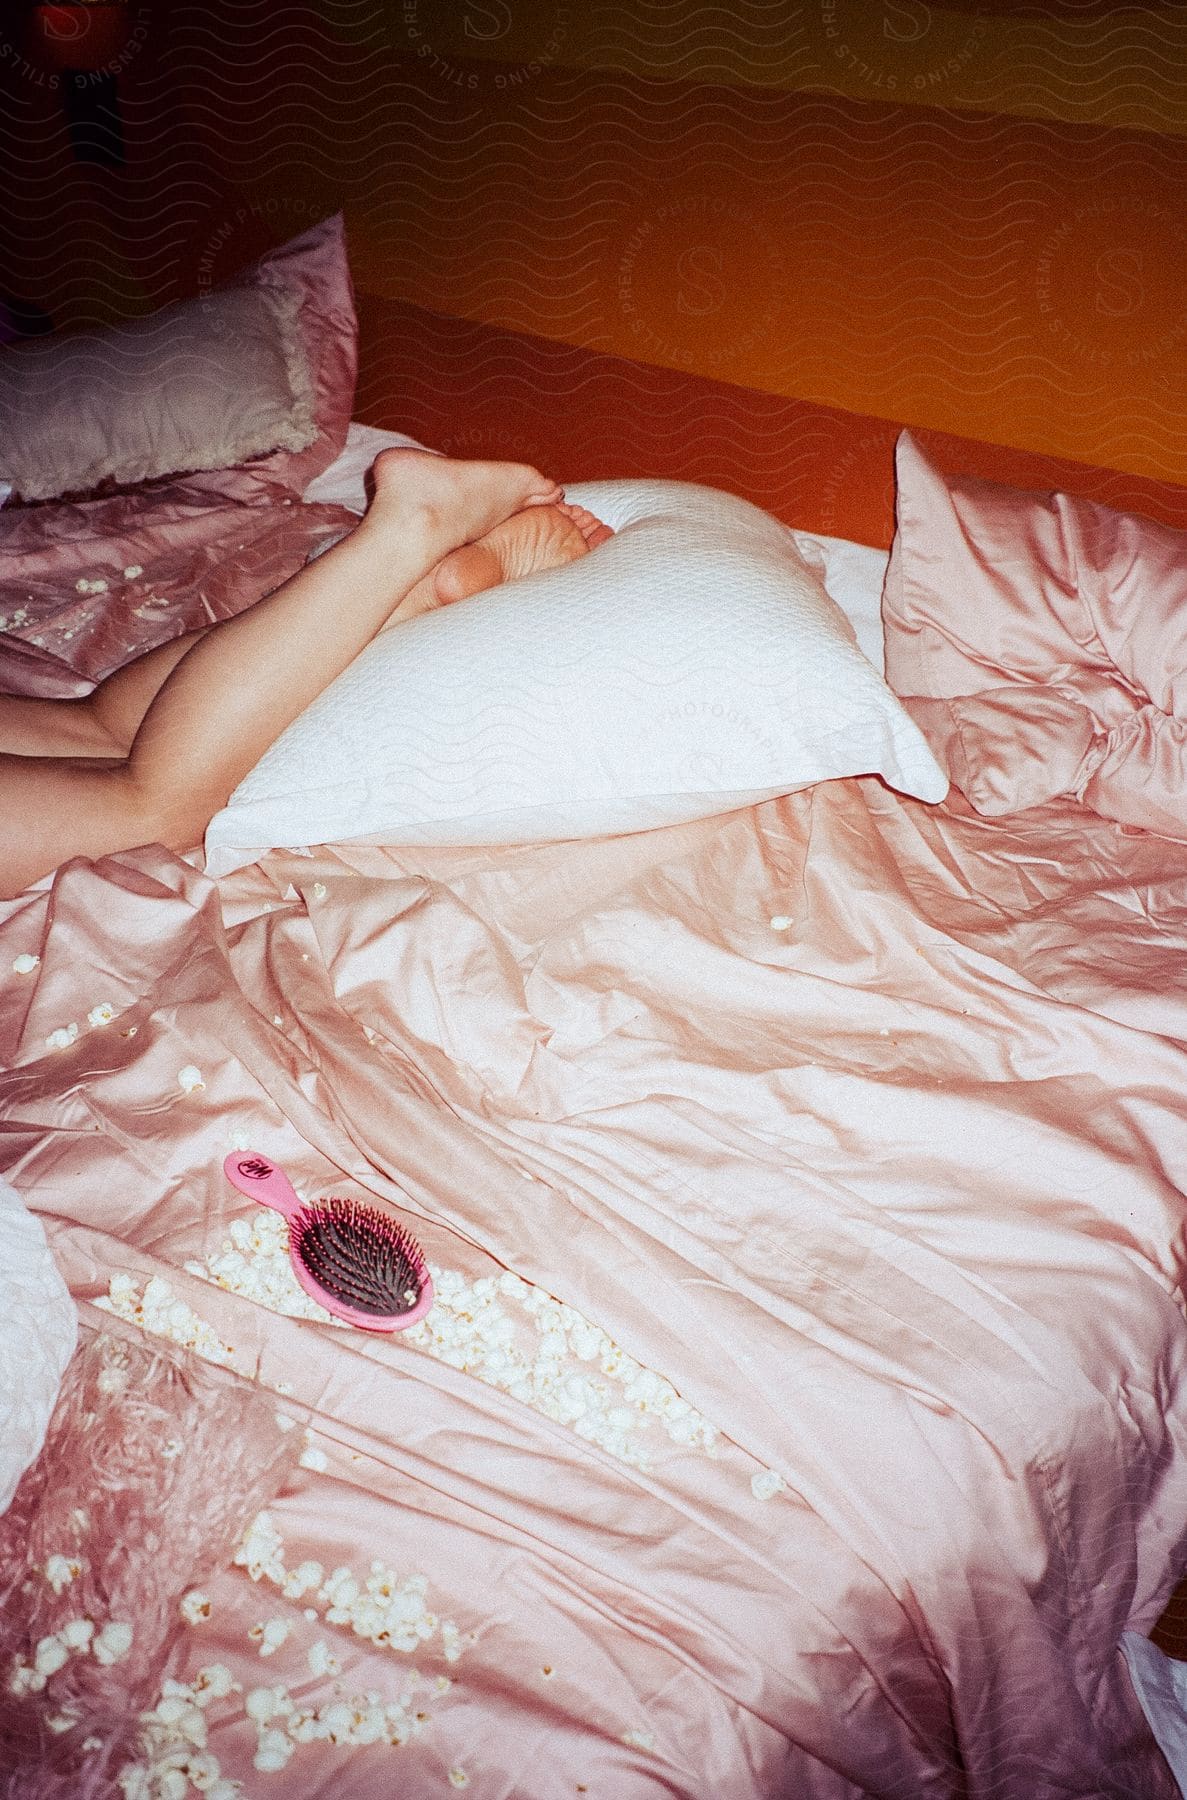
204, 479, 947, 874
1, 1177, 76, 1514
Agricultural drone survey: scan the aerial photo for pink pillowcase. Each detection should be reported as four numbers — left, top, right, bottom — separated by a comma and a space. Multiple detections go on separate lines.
882, 432, 1187, 840
228, 212, 358, 500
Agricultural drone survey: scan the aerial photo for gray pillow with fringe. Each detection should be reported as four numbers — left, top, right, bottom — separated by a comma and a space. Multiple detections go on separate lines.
0, 278, 317, 503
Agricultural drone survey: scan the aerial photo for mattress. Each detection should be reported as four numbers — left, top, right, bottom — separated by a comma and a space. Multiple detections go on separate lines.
2, 428, 1187, 1798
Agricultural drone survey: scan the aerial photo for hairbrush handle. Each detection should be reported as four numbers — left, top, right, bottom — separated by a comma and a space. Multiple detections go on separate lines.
223, 1151, 303, 1221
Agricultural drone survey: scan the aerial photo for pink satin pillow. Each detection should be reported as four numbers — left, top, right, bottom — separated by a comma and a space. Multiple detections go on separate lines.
882, 432, 1187, 839
235, 212, 358, 499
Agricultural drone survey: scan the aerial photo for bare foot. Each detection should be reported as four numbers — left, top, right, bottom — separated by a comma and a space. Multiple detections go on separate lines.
432, 502, 599, 605
364, 447, 562, 561
389, 499, 615, 625
557, 500, 615, 551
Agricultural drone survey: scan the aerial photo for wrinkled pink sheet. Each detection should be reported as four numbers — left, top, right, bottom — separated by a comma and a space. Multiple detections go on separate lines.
3, 768, 1187, 1796
0, 482, 355, 698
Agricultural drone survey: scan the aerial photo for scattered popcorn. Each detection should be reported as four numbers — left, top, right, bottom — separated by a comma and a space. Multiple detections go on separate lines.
87, 1001, 117, 1027
11, 952, 39, 974
93, 1621, 134, 1665
254, 1727, 295, 1772
9, 1662, 47, 1696
403, 1268, 719, 1469
124, 565, 144, 579
311, 881, 327, 900
46, 1022, 79, 1051
287, 1681, 429, 1750
180, 1752, 221, 1790
60, 1617, 95, 1651
75, 576, 109, 595
191, 1663, 239, 1705
44, 1554, 82, 1594
245, 1684, 292, 1726
307, 1639, 340, 1677
769, 914, 792, 930
152, 1694, 202, 1735
281, 1559, 323, 1601
249, 1618, 291, 1658
234, 1512, 287, 1586
161, 1436, 183, 1459
47, 1708, 80, 1734
751, 1468, 786, 1501
177, 1064, 205, 1094
194, 1227, 721, 1471
623, 1727, 657, 1752
235, 1514, 462, 1666
96, 1273, 235, 1367
298, 1443, 328, 1472
34, 1634, 69, 1676
119, 1667, 245, 1800
449, 1769, 470, 1788
180, 1590, 212, 1626
196, 1208, 337, 1324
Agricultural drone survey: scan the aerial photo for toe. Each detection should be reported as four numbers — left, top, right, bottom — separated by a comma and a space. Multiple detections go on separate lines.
558, 501, 614, 548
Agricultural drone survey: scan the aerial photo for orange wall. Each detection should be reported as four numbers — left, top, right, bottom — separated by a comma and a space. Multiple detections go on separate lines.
3, 1, 1185, 488
343, 70, 1186, 483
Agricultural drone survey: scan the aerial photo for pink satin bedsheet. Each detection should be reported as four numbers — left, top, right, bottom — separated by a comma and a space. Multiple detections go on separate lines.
3, 766, 1187, 1796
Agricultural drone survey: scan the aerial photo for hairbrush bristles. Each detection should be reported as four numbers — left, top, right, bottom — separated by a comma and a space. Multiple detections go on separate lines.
290, 1199, 428, 1318
223, 1152, 435, 1333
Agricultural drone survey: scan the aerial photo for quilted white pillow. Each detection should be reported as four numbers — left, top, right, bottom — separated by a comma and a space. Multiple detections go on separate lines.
0, 1177, 76, 1514
204, 479, 947, 874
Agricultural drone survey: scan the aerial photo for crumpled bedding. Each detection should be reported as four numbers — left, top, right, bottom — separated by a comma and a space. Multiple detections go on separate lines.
0, 477, 354, 698
882, 431, 1187, 840
3, 759, 1187, 1795
3, 454, 1187, 1795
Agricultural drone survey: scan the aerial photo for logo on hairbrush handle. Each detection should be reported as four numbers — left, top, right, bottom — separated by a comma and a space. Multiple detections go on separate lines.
235, 1156, 274, 1180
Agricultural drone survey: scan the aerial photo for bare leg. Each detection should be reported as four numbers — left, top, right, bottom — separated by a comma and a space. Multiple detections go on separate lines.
0, 449, 560, 899
0, 632, 211, 761
0, 504, 613, 757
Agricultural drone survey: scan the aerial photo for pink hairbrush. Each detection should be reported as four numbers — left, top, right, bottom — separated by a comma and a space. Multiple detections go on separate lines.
223, 1152, 433, 1333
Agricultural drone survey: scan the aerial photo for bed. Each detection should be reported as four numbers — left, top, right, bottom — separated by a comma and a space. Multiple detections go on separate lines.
3, 217, 1187, 1800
